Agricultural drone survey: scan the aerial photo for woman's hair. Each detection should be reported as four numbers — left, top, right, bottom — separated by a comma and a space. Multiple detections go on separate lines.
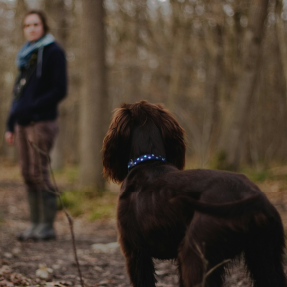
23, 10, 49, 34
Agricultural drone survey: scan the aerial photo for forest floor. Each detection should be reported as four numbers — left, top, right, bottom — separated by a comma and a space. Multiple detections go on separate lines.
0, 162, 287, 286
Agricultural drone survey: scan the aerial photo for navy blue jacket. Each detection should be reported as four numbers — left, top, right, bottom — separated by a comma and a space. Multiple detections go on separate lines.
6, 42, 67, 132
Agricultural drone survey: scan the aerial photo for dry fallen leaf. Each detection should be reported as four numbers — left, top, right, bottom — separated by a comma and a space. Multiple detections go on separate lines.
3, 253, 13, 259
45, 282, 72, 287
98, 279, 115, 285
36, 263, 53, 279
0, 265, 12, 275
91, 242, 119, 253
0, 279, 14, 286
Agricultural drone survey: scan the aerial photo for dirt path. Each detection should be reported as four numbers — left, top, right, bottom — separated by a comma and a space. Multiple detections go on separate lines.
0, 179, 182, 287
0, 173, 278, 286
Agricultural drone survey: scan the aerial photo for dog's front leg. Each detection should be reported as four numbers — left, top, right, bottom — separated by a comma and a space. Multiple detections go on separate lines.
125, 249, 157, 287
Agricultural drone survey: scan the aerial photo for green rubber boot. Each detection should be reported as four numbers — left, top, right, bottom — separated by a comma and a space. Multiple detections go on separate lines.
33, 190, 57, 240
17, 189, 40, 241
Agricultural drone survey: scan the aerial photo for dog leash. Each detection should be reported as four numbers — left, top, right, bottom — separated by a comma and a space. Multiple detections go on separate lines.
128, 154, 166, 170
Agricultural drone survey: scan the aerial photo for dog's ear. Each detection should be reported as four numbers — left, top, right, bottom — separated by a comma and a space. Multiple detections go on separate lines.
155, 106, 186, 170
102, 104, 132, 183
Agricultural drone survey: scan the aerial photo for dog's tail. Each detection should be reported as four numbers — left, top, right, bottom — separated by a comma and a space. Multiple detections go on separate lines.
170, 193, 266, 218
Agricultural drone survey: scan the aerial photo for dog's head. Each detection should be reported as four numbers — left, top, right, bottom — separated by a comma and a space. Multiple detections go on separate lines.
102, 101, 186, 183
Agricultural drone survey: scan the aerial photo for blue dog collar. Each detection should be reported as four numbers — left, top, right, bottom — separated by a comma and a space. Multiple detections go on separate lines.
128, 154, 166, 170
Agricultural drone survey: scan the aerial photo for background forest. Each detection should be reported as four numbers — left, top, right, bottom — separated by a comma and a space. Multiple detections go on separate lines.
0, 0, 286, 189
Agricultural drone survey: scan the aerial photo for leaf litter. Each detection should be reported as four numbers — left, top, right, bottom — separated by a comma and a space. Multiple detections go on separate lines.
0, 176, 286, 286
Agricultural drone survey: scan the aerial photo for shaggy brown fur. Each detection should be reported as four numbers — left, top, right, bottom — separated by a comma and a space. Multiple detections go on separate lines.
102, 101, 286, 287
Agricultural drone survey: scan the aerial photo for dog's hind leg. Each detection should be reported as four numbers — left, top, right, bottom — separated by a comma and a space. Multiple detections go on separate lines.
178, 235, 226, 287
244, 210, 287, 287
178, 238, 205, 287
178, 213, 245, 287
178, 235, 225, 285
124, 248, 157, 287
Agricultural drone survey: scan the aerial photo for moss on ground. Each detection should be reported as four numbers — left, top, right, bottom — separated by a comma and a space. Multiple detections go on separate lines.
59, 189, 117, 221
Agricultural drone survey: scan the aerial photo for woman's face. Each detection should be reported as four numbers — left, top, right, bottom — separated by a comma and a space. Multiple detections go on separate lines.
23, 14, 44, 42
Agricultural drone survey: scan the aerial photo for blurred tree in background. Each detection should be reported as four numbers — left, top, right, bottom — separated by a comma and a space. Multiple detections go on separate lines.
218, 0, 269, 170
44, 0, 68, 170
79, 0, 108, 189
1, 0, 287, 189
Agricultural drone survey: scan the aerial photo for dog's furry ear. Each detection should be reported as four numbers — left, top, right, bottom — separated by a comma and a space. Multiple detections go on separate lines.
102, 104, 132, 183
154, 105, 186, 170
102, 101, 186, 183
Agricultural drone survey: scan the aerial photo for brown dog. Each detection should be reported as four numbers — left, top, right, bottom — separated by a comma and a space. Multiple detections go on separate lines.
102, 101, 286, 287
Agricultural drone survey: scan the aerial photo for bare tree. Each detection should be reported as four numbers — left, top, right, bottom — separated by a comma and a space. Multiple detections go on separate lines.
200, 2, 223, 166
79, 0, 108, 189
276, 0, 287, 104
0, 0, 26, 160
129, 0, 147, 103
44, 0, 68, 170
217, 0, 269, 170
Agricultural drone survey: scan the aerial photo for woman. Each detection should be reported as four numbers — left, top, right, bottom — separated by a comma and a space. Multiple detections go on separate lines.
5, 10, 67, 241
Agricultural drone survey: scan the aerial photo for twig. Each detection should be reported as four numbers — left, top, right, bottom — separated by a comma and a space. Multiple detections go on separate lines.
192, 240, 230, 287
205, 259, 231, 277
28, 140, 85, 287
192, 241, 208, 287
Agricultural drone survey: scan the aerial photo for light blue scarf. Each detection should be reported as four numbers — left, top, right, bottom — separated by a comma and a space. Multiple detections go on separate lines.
16, 33, 55, 77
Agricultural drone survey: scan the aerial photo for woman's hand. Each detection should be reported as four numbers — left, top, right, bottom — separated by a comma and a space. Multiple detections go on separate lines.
5, 131, 15, 145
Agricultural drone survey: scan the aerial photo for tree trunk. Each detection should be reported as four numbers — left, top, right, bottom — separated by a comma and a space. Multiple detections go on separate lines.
276, 0, 287, 106
79, 0, 108, 190
201, 23, 223, 166
1, 0, 27, 161
128, 0, 146, 103
167, 27, 186, 111
217, 0, 269, 170
44, 0, 68, 170
167, 3, 191, 111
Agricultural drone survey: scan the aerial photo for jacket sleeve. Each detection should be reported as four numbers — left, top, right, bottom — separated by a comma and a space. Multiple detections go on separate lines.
32, 48, 67, 110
